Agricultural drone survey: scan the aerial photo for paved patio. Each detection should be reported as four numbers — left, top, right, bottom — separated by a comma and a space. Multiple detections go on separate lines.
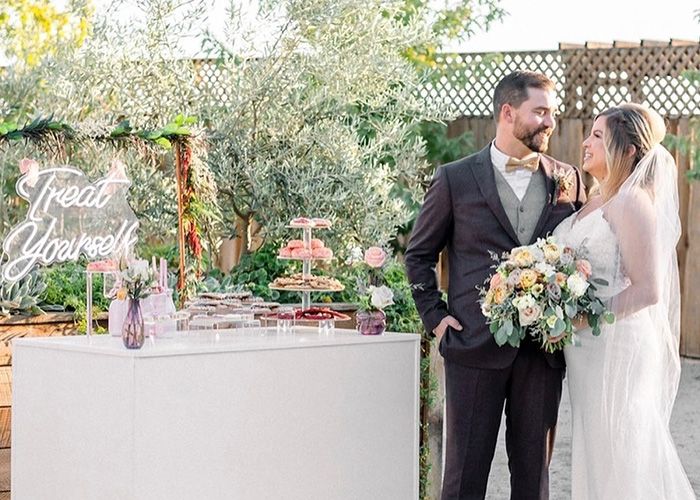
482, 358, 700, 499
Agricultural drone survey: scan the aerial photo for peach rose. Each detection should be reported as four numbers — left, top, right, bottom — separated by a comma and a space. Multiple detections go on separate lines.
575, 259, 592, 279
511, 248, 535, 267
519, 269, 539, 290
492, 285, 509, 305
364, 246, 387, 268
489, 273, 504, 290
542, 243, 562, 264
555, 272, 567, 286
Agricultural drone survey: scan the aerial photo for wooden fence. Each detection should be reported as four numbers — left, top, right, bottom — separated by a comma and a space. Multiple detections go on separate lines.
447, 116, 699, 358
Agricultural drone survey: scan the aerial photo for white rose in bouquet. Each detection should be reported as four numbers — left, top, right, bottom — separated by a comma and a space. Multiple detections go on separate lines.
512, 294, 536, 311
566, 273, 590, 298
535, 261, 556, 278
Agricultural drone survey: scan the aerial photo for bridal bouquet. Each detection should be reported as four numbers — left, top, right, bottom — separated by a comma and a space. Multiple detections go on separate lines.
479, 237, 615, 353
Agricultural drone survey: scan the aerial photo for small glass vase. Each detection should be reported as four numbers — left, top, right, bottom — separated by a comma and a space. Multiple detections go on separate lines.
122, 298, 145, 349
356, 309, 386, 335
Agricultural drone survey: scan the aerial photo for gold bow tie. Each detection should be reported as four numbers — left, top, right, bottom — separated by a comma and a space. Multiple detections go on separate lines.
505, 154, 540, 173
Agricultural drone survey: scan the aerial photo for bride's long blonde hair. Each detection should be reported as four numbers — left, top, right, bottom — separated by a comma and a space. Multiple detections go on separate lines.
597, 103, 666, 201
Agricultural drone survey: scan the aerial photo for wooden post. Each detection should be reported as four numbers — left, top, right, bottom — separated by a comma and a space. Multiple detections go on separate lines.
679, 118, 700, 358
173, 141, 187, 295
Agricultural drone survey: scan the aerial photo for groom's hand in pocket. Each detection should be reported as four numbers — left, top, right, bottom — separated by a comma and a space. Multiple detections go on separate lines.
433, 315, 462, 340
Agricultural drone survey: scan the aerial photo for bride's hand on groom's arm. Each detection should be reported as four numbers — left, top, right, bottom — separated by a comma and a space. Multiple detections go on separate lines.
433, 315, 462, 340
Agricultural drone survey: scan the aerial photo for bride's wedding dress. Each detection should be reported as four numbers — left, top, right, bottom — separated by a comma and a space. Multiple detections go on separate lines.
553, 145, 696, 500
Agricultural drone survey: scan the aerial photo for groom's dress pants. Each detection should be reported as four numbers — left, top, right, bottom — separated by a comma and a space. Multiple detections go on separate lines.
441, 340, 564, 500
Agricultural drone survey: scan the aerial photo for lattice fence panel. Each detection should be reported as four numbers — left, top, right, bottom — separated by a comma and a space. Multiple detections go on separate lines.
422, 51, 567, 118
421, 43, 700, 119
193, 59, 233, 105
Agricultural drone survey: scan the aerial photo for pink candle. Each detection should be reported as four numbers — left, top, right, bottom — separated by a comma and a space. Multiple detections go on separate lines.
160, 258, 167, 290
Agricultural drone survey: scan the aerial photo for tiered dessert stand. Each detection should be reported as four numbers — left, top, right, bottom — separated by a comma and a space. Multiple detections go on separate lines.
269, 218, 343, 311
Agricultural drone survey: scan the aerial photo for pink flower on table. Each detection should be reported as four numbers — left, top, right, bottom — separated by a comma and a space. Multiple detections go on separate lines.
575, 259, 592, 279
364, 247, 387, 268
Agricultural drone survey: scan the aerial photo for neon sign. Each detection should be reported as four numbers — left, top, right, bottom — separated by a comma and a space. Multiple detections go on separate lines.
2, 161, 139, 282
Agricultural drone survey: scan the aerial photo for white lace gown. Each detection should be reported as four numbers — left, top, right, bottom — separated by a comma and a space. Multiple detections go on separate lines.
553, 208, 696, 500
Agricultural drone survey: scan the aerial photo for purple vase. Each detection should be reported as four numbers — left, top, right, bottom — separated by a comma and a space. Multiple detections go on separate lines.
356, 310, 386, 335
122, 298, 145, 349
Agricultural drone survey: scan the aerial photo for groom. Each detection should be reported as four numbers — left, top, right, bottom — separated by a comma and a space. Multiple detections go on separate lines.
405, 71, 586, 500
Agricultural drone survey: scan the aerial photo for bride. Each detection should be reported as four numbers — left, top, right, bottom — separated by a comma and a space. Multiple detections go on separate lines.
553, 103, 696, 499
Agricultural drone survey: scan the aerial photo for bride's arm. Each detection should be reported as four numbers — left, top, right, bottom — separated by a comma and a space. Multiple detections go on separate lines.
606, 189, 660, 319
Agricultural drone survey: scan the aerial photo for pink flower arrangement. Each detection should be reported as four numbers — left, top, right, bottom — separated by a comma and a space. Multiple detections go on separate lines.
348, 246, 394, 313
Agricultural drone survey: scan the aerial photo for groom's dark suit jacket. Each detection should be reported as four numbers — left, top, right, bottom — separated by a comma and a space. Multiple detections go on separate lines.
405, 145, 586, 369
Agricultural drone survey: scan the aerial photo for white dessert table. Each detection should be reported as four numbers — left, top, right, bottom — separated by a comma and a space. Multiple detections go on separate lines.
11, 328, 420, 500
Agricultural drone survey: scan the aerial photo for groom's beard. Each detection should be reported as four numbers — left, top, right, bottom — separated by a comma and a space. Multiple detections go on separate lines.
514, 120, 553, 153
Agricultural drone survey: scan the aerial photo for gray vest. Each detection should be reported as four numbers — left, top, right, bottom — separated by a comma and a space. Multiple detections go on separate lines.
493, 169, 546, 245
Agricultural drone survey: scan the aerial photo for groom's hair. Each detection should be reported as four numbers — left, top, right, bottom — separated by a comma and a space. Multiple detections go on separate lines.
493, 71, 555, 121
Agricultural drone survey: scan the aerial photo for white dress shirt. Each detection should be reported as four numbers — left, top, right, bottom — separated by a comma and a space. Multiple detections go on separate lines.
490, 142, 537, 201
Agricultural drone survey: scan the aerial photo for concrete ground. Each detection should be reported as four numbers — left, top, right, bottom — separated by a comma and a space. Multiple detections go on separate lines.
481, 358, 700, 499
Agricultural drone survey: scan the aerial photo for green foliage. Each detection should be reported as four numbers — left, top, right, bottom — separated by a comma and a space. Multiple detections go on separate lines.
0, 0, 92, 68
110, 114, 198, 149
389, 121, 476, 255
0, 267, 47, 316
203, 0, 449, 252
419, 120, 475, 169
41, 261, 109, 333
200, 245, 298, 304
396, 0, 505, 71
383, 262, 424, 334
0, 115, 76, 144
418, 340, 438, 500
